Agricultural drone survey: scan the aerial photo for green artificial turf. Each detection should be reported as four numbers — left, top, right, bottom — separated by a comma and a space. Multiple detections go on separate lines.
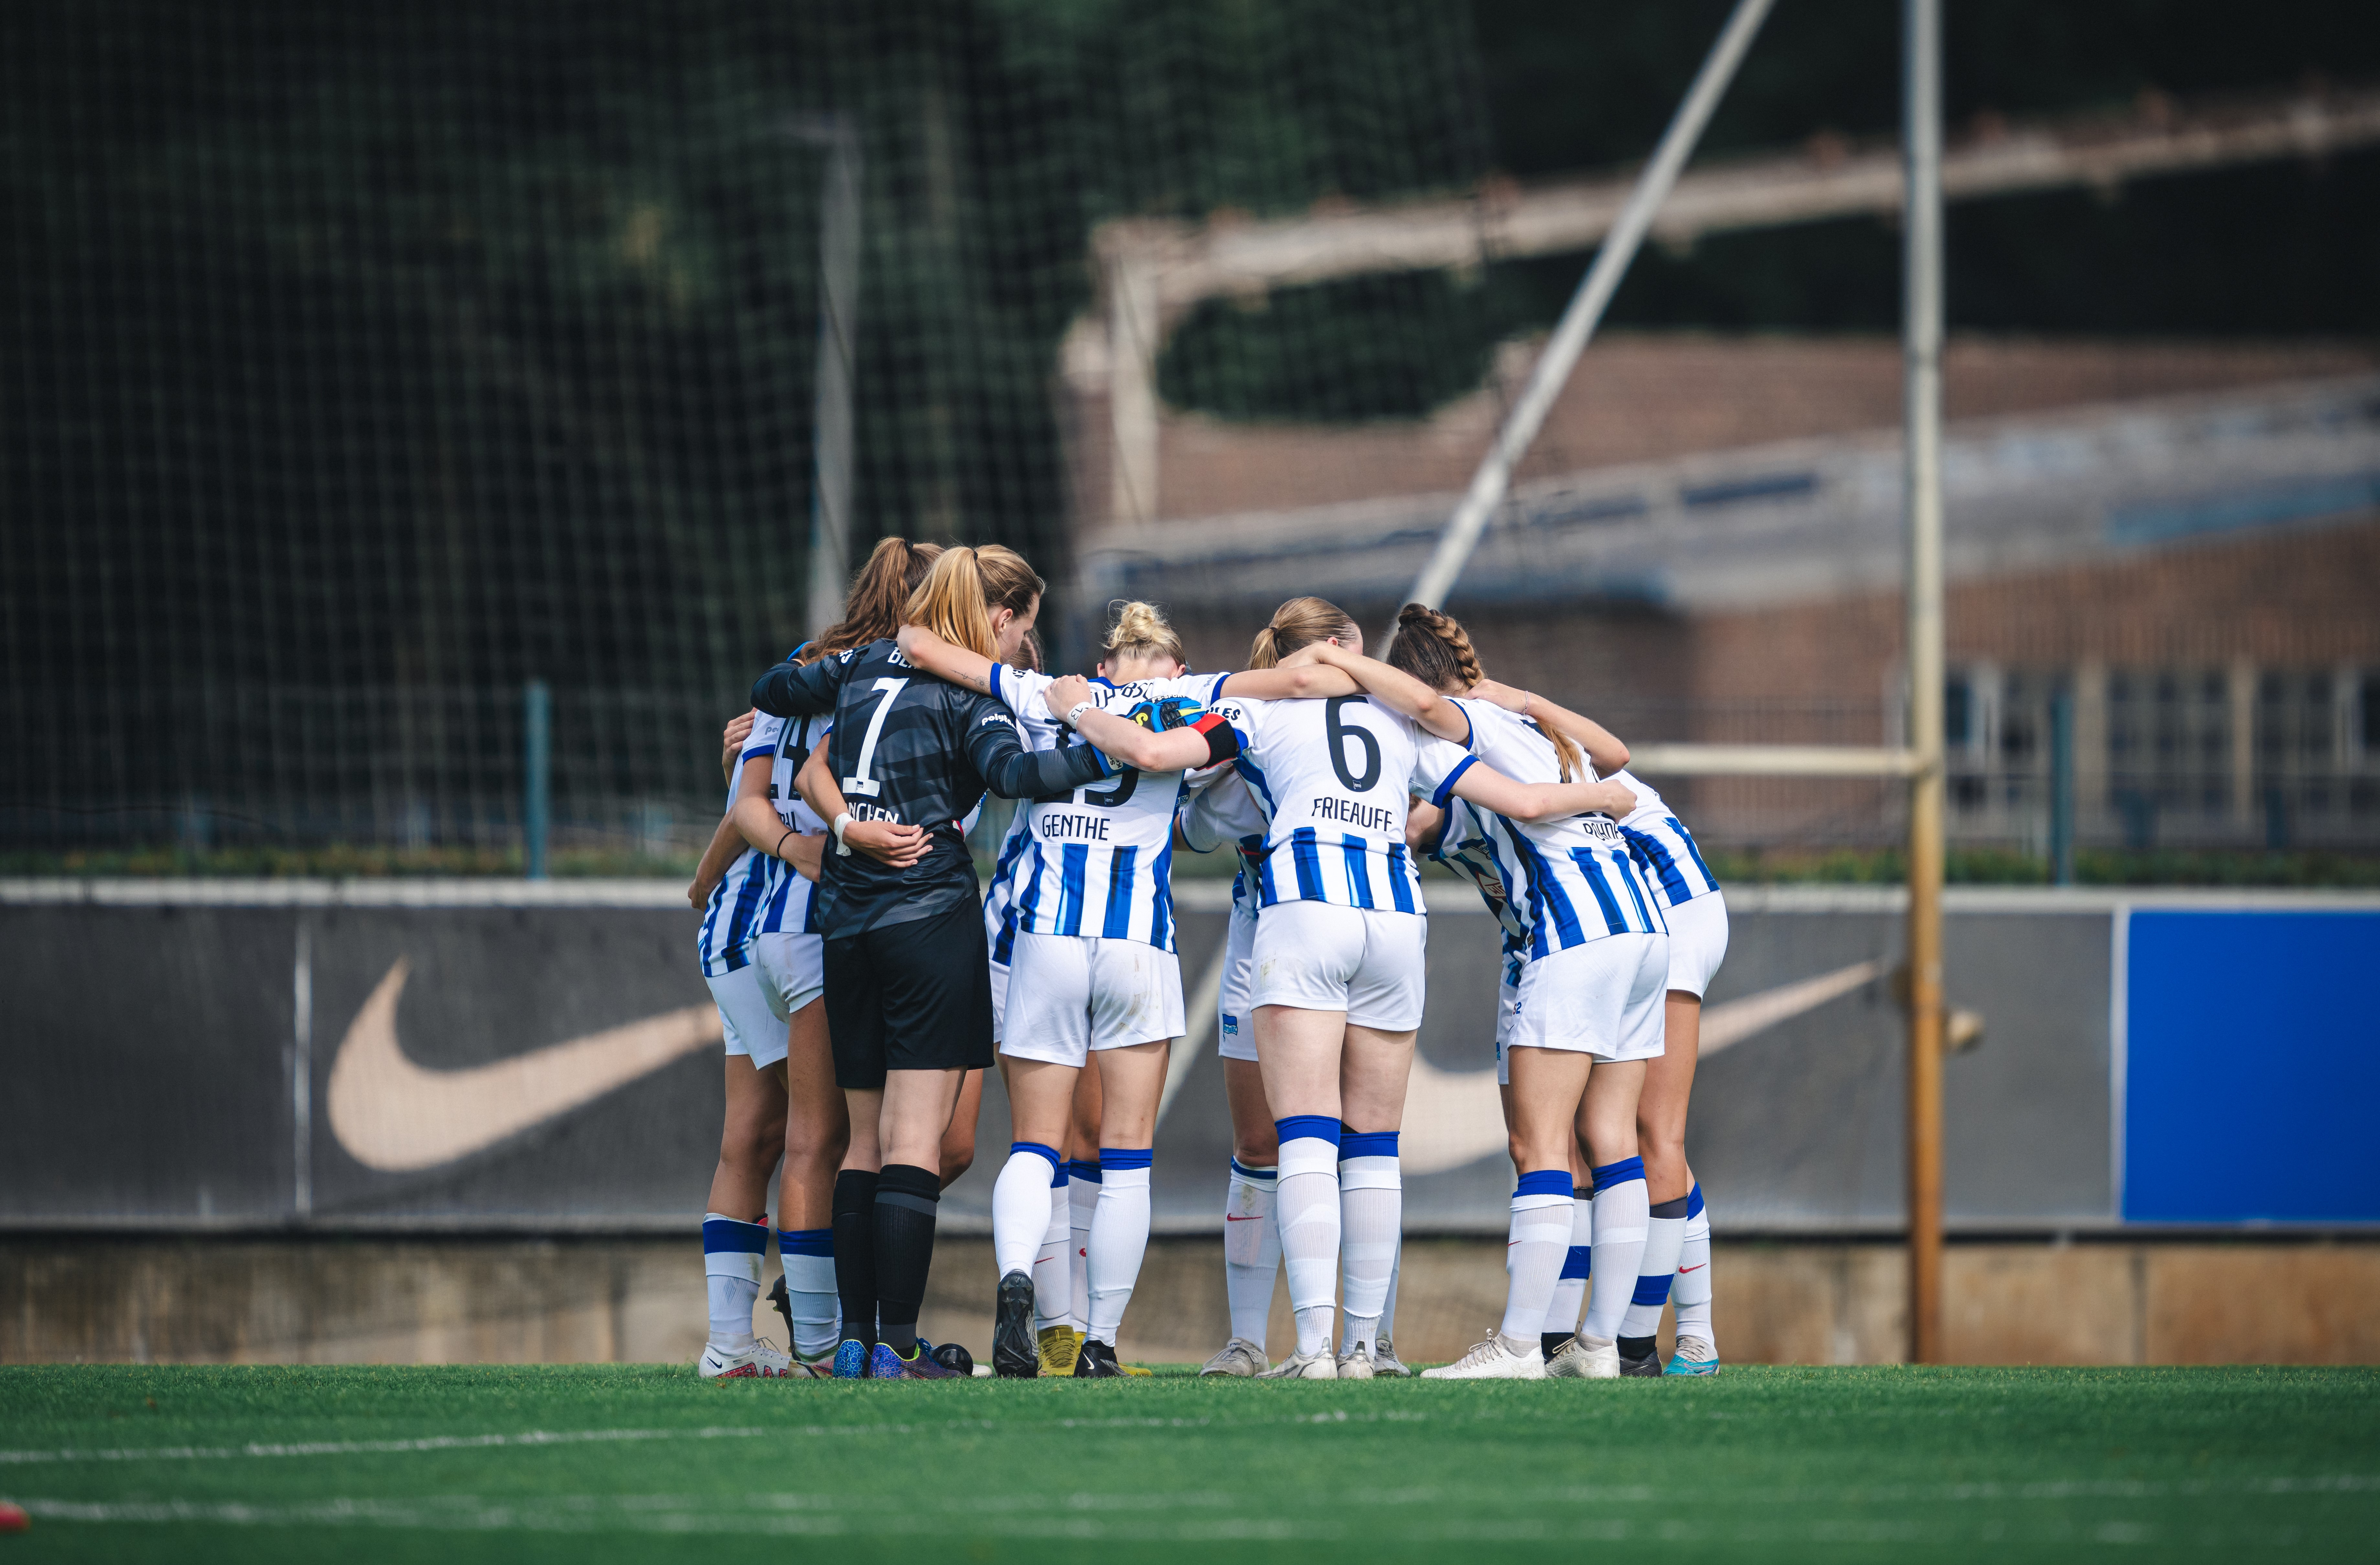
1, 1364, 2375, 1561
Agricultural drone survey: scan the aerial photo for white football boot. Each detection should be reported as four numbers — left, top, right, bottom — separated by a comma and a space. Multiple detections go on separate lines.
1421, 1328, 1546, 1381
1369, 1335, 1411, 1377
1665, 1335, 1721, 1376
1334, 1341, 1377, 1381
1199, 1338, 1270, 1378
1544, 1333, 1621, 1379
698, 1338, 796, 1379
1254, 1347, 1339, 1380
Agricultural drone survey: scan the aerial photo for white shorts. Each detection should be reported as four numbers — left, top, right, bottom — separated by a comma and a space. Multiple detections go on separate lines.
750, 930, 825, 1019
707, 961, 790, 1070
1494, 933, 1669, 1081
1250, 901, 1427, 1033
988, 957, 1010, 1043
1663, 890, 1730, 998
1217, 905, 1259, 1062
998, 932, 1185, 1066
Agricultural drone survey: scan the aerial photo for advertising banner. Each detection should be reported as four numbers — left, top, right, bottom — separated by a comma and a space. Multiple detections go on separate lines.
4, 882, 2370, 1233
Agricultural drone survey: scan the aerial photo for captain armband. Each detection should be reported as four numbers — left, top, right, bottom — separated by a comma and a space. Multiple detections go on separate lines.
1192, 711, 1241, 767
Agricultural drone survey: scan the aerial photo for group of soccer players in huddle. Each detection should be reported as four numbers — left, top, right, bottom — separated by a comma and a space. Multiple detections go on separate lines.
686, 535, 1726, 1381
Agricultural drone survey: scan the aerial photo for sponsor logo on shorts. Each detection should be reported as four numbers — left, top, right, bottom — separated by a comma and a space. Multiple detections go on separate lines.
1221, 1014, 1238, 1035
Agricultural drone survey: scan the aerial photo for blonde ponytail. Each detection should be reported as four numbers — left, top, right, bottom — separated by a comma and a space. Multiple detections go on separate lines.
903, 548, 999, 659
901, 543, 1046, 661
1249, 595, 1358, 669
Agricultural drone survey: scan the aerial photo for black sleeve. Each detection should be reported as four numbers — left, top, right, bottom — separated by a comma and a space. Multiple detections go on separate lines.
964, 700, 1111, 799
750, 653, 846, 718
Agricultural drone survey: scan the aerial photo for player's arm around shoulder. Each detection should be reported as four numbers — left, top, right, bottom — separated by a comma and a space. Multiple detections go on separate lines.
1447, 756, 1621, 824
1053, 675, 1240, 774
963, 686, 1109, 799
751, 645, 850, 718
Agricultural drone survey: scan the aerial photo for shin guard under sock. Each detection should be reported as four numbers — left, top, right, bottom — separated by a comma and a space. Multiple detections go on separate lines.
1223, 1160, 1282, 1346
871, 1163, 940, 1352
1500, 1170, 1574, 1344
1086, 1148, 1153, 1343
702, 1213, 768, 1352
830, 1172, 879, 1350
1274, 1117, 1343, 1357
1581, 1158, 1649, 1343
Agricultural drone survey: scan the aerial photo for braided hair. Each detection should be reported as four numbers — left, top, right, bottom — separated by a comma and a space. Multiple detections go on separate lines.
1388, 602, 1585, 782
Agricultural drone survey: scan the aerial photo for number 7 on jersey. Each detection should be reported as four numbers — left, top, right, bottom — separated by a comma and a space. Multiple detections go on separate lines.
840, 678, 908, 798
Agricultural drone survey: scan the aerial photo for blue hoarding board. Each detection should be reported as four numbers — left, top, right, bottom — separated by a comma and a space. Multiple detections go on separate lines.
2124, 910, 2380, 1223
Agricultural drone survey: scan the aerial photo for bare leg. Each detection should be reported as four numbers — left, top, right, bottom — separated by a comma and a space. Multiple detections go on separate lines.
939, 1067, 984, 1188
1637, 992, 1701, 1207
1225, 1057, 1278, 1165
709, 1054, 788, 1219
772, 999, 847, 1358
777, 999, 846, 1229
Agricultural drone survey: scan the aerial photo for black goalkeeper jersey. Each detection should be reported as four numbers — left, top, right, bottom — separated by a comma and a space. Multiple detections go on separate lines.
750, 638, 1110, 938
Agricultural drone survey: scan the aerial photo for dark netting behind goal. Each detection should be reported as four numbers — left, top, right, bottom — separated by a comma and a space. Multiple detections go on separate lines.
0, 0, 1491, 868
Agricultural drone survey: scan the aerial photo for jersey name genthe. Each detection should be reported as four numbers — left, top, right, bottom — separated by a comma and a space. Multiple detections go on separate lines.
988, 667, 1228, 951
1223, 692, 1470, 915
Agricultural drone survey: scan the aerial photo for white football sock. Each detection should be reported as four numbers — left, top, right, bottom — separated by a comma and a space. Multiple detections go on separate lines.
701, 1213, 766, 1352
774, 1228, 840, 1360
1337, 1131, 1400, 1350
1274, 1119, 1343, 1357
1673, 1182, 1715, 1345
1067, 1161, 1099, 1332
1580, 1158, 1649, 1343
993, 1142, 1061, 1279
1086, 1150, 1153, 1343
1381, 1240, 1401, 1341
1621, 1199, 1690, 1339
1499, 1169, 1575, 1343
1223, 1160, 1281, 1346
1543, 1191, 1592, 1345
1034, 1175, 1070, 1333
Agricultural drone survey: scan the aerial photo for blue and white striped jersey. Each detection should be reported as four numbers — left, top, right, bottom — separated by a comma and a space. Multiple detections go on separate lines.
748, 711, 834, 940
1610, 768, 1721, 911
696, 715, 797, 978
987, 667, 1228, 952
1217, 692, 1470, 915
1432, 700, 1664, 959
1179, 764, 1270, 924
982, 800, 1033, 968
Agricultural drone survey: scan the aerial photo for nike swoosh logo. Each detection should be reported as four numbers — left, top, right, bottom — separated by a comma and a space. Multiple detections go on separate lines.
1678, 1263, 1707, 1273
1397, 957, 1886, 1178
326, 957, 722, 1173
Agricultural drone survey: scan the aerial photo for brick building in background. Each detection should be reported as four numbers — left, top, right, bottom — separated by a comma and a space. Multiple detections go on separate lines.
1068, 332, 2380, 853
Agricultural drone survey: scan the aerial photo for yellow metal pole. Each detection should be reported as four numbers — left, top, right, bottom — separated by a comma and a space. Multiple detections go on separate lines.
1902, 0, 1947, 1367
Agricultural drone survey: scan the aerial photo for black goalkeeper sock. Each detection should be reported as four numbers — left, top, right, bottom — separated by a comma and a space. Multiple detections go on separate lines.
831, 1169, 879, 1350
1541, 1332, 1575, 1360
1618, 1334, 1659, 1365
872, 1163, 941, 1353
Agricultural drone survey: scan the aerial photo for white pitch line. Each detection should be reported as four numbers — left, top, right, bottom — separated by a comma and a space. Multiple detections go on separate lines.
0, 1425, 770, 1466
0, 1408, 1424, 1467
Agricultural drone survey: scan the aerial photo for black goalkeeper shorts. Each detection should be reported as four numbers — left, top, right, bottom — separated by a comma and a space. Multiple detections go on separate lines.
823, 897, 995, 1090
